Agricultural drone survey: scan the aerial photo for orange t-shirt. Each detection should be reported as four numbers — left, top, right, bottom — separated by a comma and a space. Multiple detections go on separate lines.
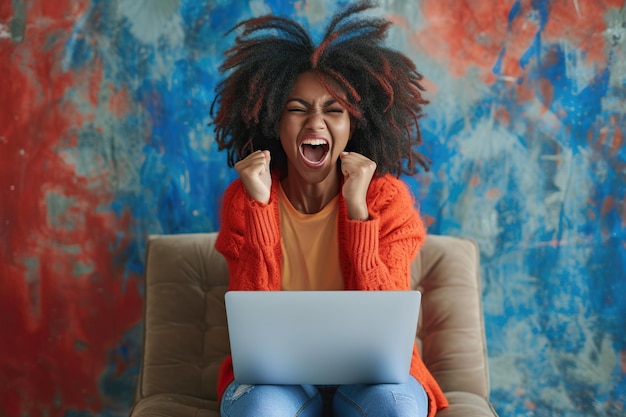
278, 185, 343, 291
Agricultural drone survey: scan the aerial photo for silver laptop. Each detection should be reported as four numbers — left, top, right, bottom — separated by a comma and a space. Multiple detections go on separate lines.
224, 290, 421, 385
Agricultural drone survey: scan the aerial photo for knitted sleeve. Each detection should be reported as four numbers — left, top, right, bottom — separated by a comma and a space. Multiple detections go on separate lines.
214, 179, 282, 291
340, 175, 426, 290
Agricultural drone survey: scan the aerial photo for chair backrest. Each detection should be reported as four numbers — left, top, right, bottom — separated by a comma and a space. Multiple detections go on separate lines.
136, 233, 490, 402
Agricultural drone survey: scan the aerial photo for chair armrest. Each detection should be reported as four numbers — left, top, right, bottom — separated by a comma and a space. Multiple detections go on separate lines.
137, 233, 229, 402
412, 235, 492, 401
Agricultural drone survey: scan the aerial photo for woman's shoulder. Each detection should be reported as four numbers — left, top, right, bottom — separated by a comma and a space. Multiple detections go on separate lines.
222, 178, 246, 204
369, 174, 414, 199
370, 173, 408, 188
366, 174, 418, 215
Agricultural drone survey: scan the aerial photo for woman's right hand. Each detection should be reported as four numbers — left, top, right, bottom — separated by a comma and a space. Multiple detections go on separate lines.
234, 150, 272, 204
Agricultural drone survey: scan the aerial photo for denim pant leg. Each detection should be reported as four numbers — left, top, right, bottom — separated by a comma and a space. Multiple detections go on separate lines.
220, 382, 323, 417
333, 376, 428, 417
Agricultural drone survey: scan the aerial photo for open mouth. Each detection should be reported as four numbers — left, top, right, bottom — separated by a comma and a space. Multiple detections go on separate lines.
300, 138, 329, 167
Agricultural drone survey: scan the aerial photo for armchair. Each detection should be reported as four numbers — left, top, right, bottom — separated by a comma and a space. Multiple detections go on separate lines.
129, 233, 498, 416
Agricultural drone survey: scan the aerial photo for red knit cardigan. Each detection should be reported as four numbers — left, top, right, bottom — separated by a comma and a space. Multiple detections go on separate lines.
215, 173, 448, 416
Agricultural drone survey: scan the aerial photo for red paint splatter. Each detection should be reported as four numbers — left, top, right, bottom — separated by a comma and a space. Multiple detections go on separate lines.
413, 0, 622, 84
587, 208, 596, 222
109, 85, 133, 118
525, 399, 537, 411
543, 0, 624, 68
601, 196, 615, 217
486, 188, 500, 199
0, 1, 142, 416
494, 104, 511, 125
422, 214, 436, 228
413, 0, 524, 83
386, 13, 410, 32
610, 116, 623, 156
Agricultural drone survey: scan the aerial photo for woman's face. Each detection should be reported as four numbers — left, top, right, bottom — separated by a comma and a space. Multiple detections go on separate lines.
278, 70, 352, 184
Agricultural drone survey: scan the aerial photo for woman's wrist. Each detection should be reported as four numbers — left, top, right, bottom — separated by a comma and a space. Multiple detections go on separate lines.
346, 200, 370, 221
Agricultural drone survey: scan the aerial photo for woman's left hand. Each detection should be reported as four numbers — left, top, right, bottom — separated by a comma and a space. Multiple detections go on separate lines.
340, 152, 376, 221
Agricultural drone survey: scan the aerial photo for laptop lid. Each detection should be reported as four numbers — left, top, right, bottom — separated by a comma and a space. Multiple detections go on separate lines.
224, 290, 421, 385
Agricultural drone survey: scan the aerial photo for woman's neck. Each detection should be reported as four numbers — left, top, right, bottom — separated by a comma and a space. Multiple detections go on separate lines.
280, 172, 341, 214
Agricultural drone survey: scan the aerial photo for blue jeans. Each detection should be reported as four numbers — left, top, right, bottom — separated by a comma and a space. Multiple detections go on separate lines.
220, 376, 428, 417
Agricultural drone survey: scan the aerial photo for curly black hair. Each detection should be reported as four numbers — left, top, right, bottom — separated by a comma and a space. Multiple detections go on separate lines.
211, 0, 430, 177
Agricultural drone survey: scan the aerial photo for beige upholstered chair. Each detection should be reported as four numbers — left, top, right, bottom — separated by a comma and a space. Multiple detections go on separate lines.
129, 233, 499, 417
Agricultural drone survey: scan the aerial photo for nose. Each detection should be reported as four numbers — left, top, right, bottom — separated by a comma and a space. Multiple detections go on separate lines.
304, 110, 325, 130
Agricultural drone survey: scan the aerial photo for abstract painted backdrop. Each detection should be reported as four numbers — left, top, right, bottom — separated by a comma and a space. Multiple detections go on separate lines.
1, 0, 625, 416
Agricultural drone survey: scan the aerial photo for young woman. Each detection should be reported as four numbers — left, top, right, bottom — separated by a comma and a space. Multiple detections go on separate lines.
212, 2, 448, 416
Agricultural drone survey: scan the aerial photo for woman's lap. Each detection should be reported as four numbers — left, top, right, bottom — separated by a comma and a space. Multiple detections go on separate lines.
220, 383, 323, 417
220, 377, 427, 417
334, 377, 428, 417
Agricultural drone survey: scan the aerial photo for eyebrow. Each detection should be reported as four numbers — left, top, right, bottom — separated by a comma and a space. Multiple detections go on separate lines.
285, 98, 340, 107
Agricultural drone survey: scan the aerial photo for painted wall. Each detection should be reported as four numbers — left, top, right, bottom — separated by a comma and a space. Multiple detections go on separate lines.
1, 1, 625, 416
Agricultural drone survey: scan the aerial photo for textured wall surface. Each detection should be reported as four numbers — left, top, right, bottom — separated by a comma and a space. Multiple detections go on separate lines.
1, 1, 625, 416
